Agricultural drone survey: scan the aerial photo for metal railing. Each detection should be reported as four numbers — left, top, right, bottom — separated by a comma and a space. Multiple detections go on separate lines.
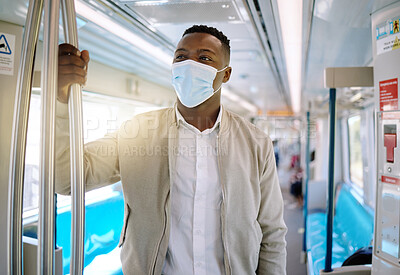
324, 88, 337, 272
7, 0, 43, 274
302, 110, 310, 257
37, 0, 60, 273
61, 0, 86, 273
8, 0, 85, 273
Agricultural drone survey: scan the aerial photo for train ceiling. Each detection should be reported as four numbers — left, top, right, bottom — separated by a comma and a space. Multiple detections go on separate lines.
1, 0, 398, 114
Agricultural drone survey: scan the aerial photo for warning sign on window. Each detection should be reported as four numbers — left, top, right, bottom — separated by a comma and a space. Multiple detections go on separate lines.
380, 78, 398, 111
0, 32, 15, 76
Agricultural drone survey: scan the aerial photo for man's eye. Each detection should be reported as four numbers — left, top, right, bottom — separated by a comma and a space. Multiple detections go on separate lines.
199, 56, 212, 61
175, 55, 185, 60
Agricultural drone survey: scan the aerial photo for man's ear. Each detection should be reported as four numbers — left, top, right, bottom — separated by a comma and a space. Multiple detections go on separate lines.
223, 67, 232, 83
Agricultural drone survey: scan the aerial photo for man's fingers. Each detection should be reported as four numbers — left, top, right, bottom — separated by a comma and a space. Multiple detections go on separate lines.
58, 44, 89, 97
81, 50, 90, 72
81, 50, 90, 63
59, 43, 80, 57
58, 64, 86, 77
58, 54, 86, 67
59, 73, 86, 86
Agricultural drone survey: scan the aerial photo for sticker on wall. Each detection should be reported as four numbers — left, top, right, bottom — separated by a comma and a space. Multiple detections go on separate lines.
376, 17, 400, 55
0, 32, 15, 75
381, 175, 400, 186
380, 78, 398, 111
376, 22, 388, 40
393, 19, 400, 33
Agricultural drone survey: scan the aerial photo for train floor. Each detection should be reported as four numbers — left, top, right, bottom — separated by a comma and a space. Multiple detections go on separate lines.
279, 165, 307, 275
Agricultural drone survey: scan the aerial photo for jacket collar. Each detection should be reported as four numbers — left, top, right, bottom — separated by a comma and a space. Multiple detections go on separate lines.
170, 103, 230, 135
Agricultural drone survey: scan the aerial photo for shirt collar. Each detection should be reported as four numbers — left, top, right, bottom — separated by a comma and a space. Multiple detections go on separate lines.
175, 105, 222, 134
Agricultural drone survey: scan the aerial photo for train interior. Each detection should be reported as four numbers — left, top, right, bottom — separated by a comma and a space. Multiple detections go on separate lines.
1, 0, 400, 274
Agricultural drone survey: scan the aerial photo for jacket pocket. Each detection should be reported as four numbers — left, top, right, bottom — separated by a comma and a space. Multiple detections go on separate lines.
118, 203, 131, 247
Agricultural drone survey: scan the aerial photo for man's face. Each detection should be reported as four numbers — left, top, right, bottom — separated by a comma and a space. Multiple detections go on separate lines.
173, 32, 231, 91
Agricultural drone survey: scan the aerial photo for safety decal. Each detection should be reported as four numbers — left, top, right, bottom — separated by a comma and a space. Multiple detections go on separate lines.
376, 23, 387, 40
390, 18, 400, 34
0, 34, 12, 54
376, 16, 400, 55
0, 32, 15, 76
381, 175, 400, 186
380, 78, 398, 112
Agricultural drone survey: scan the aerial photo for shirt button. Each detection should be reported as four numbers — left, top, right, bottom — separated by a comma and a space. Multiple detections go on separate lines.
195, 262, 202, 267
195, 229, 202, 235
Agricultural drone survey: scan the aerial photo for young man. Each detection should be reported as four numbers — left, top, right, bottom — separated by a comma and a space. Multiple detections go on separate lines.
56, 25, 287, 275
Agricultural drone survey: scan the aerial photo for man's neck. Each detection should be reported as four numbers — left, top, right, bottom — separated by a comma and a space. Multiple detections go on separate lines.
177, 101, 221, 132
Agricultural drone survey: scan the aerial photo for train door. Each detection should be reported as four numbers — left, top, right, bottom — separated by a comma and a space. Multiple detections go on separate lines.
0, 18, 23, 275
371, 1, 400, 274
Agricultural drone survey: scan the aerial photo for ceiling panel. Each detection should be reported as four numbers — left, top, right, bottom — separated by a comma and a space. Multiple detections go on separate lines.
303, 0, 400, 110
125, 0, 242, 24
0, 0, 27, 26
116, 0, 287, 113
304, 0, 374, 103
0, 0, 290, 114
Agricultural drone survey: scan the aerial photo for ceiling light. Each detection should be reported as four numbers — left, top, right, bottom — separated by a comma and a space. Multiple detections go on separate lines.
222, 4, 230, 9
75, 0, 172, 66
350, 92, 362, 103
228, 16, 236, 20
277, 0, 303, 114
130, 0, 169, 6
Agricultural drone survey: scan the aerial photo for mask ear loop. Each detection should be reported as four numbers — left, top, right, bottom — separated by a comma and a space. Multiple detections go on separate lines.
217, 66, 228, 73
213, 66, 229, 93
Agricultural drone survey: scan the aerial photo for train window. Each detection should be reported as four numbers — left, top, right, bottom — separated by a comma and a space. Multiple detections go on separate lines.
347, 115, 363, 189
23, 90, 160, 218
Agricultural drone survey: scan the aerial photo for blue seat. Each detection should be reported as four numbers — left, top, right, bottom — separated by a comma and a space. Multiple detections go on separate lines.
56, 191, 125, 275
306, 183, 374, 275
24, 190, 125, 275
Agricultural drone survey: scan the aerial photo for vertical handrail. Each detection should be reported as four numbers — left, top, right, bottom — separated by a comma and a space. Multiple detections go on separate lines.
302, 110, 310, 254
38, 0, 60, 273
7, 0, 43, 273
61, 0, 86, 274
324, 88, 336, 272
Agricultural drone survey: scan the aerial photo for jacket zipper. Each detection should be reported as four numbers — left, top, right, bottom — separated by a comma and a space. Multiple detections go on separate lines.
151, 122, 175, 274
217, 135, 232, 275
150, 196, 169, 274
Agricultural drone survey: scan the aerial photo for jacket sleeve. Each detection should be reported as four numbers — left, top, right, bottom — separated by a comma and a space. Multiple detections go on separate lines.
257, 138, 287, 275
55, 101, 121, 195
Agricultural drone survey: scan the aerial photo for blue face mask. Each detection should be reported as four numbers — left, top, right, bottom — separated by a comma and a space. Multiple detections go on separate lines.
171, 59, 227, 108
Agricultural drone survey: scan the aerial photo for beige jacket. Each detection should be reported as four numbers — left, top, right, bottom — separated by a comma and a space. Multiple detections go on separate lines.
55, 103, 287, 275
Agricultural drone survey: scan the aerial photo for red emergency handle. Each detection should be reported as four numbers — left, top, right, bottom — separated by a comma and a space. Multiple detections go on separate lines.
384, 133, 397, 163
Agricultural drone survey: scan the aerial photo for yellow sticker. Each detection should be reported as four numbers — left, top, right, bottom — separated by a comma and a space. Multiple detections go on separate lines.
393, 36, 400, 51
394, 19, 400, 33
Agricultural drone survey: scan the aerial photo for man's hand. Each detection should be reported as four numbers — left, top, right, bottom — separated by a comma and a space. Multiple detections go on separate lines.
58, 43, 90, 103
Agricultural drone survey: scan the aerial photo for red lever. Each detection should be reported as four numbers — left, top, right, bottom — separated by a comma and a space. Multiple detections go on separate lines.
384, 133, 397, 163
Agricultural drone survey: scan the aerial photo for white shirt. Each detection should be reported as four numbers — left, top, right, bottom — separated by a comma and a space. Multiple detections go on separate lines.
162, 107, 225, 275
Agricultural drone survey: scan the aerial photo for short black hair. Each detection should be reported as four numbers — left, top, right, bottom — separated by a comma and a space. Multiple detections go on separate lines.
182, 25, 230, 60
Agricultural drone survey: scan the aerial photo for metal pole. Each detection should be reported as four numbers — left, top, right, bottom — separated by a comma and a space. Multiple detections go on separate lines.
302, 111, 310, 254
7, 0, 43, 273
324, 88, 336, 272
38, 0, 60, 273
61, 0, 86, 274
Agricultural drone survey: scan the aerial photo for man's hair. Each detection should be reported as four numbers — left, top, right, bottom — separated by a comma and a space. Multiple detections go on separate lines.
182, 25, 230, 60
